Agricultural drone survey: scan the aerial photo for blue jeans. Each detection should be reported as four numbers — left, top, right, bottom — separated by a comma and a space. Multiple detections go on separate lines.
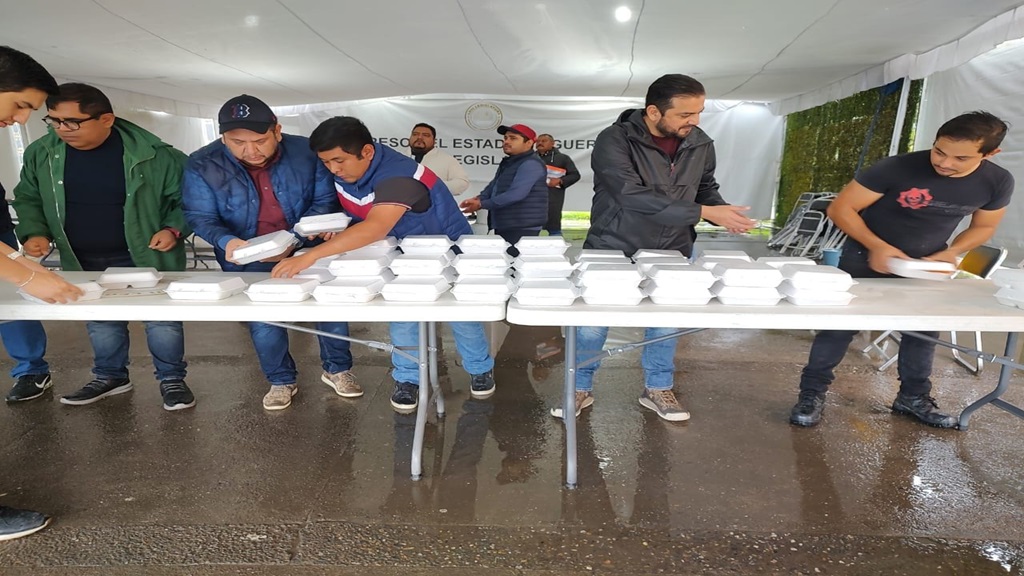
234, 261, 353, 385
248, 321, 353, 385
78, 253, 187, 382
799, 245, 936, 397
0, 230, 49, 379
575, 326, 681, 392
390, 321, 494, 386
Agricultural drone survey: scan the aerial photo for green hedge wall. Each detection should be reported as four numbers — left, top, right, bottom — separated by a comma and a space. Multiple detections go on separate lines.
775, 78, 923, 225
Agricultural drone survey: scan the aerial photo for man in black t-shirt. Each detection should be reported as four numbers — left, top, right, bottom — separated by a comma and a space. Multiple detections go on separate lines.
791, 111, 1014, 429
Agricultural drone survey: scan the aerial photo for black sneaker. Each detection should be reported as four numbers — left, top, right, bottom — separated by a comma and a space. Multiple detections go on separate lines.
59, 378, 132, 406
5, 373, 52, 403
790, 391, 826, 427
892, 393, 957, 428
469, 371, 496, 399
0, 506, 50, 541
390, 382, 418, 414
160, 379, 196, 411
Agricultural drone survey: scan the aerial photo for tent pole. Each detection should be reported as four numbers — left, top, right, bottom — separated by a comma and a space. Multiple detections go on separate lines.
889, 76, 912, 156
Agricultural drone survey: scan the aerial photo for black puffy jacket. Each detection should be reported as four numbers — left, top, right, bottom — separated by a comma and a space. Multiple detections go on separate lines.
585, 108, 727, 257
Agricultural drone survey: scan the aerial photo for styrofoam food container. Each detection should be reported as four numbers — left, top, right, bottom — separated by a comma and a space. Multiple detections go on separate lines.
780, 264, 855, 291
97, 267, 163, 289
389, 253, 453, 276
633, 249, 685, 260
694, 256, 742, 270
697, 250, 751, 261
456, 235, 510, 254
232, 231, 299, 265
756, 256, 816, 268
887, 258, 956, 281
514, 236, 570, 256
994, 286, 1024, 309
329, 253, 394, 276
452, 276, 516, 303
575, 263, 643, 285
990, 269, 1024, 289
245, 278, 319, 302
581, 285, 644, 306
165, 276, 247, 300
645, 264, 717, 287
453, 253, 512, 275
712, 261, 784, 288
399, 235, 454, 255
293, 213, 352, 236
514, 279, 579, 306
642, 281, 714, 306
637, 256, 692, 273
576, 249, 629, 261
313, 277, 386, 303
293, 268, 335, 283
778, 282, 856, 306
380, 276, 451, 302
576, 256, 633, 268
710, 282, 782, 306
20, 281, 106, 304
345, 238, 400, 257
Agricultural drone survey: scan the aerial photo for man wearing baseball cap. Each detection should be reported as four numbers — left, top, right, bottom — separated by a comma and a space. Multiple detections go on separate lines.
459, 123, 548, 254
182, 94, 359, 411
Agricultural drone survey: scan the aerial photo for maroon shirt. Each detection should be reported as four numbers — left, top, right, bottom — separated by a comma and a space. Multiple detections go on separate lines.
651, 134, 680, 159
244, 150, 287, 236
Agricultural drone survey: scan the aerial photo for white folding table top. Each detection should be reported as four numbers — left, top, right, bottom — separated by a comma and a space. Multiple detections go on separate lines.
0, 272, 505, 323
507, 278, 1024, 332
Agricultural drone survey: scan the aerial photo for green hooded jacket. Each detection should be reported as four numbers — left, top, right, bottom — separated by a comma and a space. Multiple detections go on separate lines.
13, 118, 191, 271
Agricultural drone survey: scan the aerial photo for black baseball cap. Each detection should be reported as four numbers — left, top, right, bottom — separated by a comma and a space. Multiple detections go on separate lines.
218, 94, 277, 134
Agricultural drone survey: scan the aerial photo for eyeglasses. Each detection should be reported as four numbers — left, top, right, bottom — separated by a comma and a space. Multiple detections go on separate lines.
42, 114, 101, 131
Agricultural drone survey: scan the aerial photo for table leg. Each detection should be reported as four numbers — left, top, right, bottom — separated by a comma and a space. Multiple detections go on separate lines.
564, 325, 578, 489
428, 321, 445, 417
959, 332, 1022, 430
411, 322, 430, 480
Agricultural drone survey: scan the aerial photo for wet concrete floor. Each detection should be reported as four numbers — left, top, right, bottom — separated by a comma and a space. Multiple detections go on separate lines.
1, 236, 1024, 574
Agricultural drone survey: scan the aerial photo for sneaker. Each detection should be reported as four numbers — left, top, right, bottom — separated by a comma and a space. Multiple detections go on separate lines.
469, 371, 496, 399
5, 374, 52, 403
60, 378, 132, 406
0, 506, 50, 541
263, 384, 297, 411
390, 382, 418, 414
790, 391, 826, 427
160, 379, 196, 411
638, 388, 690, 422
321, 370, 362, 398
891, 392, 957, 428
549, 391, 595, 419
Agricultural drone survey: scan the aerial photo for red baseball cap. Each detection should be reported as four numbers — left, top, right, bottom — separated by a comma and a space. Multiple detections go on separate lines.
497, 123, 537, 141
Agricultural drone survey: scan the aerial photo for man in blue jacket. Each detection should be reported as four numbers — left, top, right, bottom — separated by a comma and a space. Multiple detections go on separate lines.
459, 124, 548, 255
182, 95, 358, 411
271, 116, 495, 414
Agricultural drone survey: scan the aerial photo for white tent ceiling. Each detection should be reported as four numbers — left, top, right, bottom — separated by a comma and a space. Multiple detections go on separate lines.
2, 0, 1023, 111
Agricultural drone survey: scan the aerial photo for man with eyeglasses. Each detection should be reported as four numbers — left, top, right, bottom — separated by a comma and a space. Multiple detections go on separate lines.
13, 82, 196, 411
0, 45, 85, 542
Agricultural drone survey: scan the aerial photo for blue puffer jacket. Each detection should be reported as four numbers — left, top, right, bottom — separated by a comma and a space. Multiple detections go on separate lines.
336, 144, 471, 240
182, 134, 339, 271
479, 150, 548, 231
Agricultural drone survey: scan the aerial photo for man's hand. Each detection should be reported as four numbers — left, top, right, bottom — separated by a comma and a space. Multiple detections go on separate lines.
259, 244, 297, 263
148, 229, 178, 252
868, 244, 909, 274
22, 270, 84, 304
701, 205, 757, 233
548, 177, 563, 188
225, 238, 248, 263
271, 253, 316, 278
460, 197, 482, 213
22, 236, 51, 258
922, 249, 960, 266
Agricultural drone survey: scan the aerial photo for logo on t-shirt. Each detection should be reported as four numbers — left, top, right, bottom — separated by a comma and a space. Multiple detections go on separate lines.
897, 187, 933, 210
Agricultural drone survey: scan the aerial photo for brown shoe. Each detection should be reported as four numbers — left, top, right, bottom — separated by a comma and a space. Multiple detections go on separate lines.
321, 370, 362, 398
263, 384, 297, 411
639, 388, 690, 422
549, 391, 594, 419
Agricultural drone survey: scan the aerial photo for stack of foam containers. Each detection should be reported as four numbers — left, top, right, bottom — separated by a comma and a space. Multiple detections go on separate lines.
450, 235, 515, 303
632, 249, 691, 274
245, 278, 319, 302
513, 237, 578, 306
575, 262, 645, 305
165, 276, 247, 301
642, 263, 717, 305
380, 235, 454, 302
710, 260, 785, 305
320, 238, 399, 303
991, 269, 1024, 309
777, 264, 856, 305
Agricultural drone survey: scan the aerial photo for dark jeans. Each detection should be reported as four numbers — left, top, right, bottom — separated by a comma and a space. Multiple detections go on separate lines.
545, 188, 565, 235
798, 246, 936, 397
77, 253, 188, 382
495, 228, 541, 258
0, 230, 49, 379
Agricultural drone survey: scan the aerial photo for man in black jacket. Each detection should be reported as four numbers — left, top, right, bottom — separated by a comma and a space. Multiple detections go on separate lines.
552, 74, 755, 422
535, 134, 580, 236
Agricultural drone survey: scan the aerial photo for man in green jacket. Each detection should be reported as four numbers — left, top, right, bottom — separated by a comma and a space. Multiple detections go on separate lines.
13, 82, 195, 411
